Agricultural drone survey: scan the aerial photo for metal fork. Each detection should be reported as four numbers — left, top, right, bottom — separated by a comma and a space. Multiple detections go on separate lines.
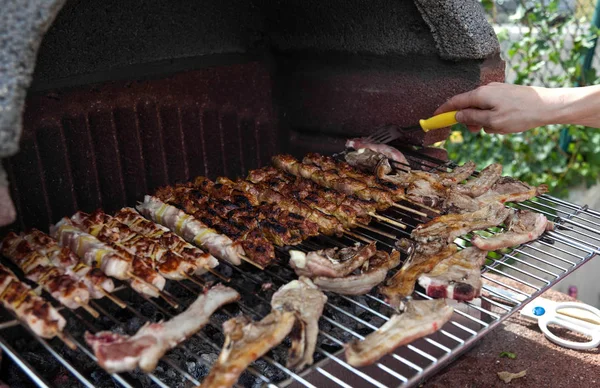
365, 124, 402, 144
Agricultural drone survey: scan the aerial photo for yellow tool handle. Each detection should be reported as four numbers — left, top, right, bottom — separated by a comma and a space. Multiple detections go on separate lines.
419, 111, 458, 132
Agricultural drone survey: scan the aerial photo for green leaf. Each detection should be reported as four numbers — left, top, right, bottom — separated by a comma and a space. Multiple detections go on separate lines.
499, 351, 517, 359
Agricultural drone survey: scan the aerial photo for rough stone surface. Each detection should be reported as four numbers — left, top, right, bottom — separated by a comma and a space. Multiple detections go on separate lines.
0, 0, 66, 159
414, 0, 501, 60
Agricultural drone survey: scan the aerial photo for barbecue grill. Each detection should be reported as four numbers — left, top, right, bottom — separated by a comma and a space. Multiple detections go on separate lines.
1, 1, 598, 387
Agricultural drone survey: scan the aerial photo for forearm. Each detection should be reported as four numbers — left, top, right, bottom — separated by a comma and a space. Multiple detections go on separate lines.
549, 85, 600, 128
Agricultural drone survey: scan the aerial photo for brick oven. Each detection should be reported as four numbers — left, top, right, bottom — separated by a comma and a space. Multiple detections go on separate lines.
7, 2, 576, 388
3, 0, 504, 233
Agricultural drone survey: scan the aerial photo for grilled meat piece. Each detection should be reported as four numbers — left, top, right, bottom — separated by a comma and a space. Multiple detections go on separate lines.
51, 218, 133, 280
345, 299, 453, 367
289, 242, 377, 278
344, 148, 393, 178
22, 229, 115, 298
1, 233, 91, 310
442, 191, 480, 213
303, 153, 405, 201
199, 310, 296, 388
477, 176, 549, 204
418, 247, 487, 301
345, 137, 410, 166
272, 154, 397, 206
472, 210, 552, 251
73, 210, 200, 281
405, 171, 449, 208
455, 163, 502, 197
313, 249, 402, 295
271, 277, 327, 370
380, 241, 458, 309
411, 201, 513, 244
435, 161, 477, 186
137, 196, 244, 266
0, 264, 66, 339
86, 284, 239, 373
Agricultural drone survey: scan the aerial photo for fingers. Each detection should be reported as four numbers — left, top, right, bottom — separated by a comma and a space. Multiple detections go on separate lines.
433, 88, 493, 115
455, 108, 493, 129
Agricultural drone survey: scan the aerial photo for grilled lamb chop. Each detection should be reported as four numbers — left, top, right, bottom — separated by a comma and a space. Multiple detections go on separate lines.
411, 201, 513, 244
345, 137, 410, 166
472, 210, 552, 251
345, 299, 453, 367
418, 247, 487, 301
435, 161, 477, 186
380, 241, 458, 308
199, 310, 296, 388
477, 176, 549, 204
313, 249, 402, 295
271, 277, 327, 370
288, 242, 377, 278
344, 148, 395, 178
85, 284, 240, 373
455, 163, 502, 197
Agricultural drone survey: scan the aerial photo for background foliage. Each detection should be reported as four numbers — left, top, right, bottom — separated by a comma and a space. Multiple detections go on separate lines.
444, 0, 600, 198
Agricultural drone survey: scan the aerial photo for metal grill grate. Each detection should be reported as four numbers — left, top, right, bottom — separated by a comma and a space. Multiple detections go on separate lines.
0, 151, 598, 388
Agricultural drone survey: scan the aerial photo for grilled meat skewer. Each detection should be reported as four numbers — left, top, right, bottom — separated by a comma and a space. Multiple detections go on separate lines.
1, 233, 92, 311
246, 168, 373, 229
213, 177, 346, 237
114, 207, 219, 273
137, 195, 244, 266
72, 210, 203, 280
0, 263, 67, 340
51, 218, 164, 297
155, 185, 276, 267
22, 229, 115, 299
273, 154, 396, 205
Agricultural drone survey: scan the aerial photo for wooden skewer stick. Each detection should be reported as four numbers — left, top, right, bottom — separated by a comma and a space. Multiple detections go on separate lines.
203, 266, 231, 283
344, 231, 374, 244
74, 296, 100, 318
391, 202, 428, 217
368, 213, 407, 229
395, 199, 440, 214
56, 331, 77, 350
239, 255, 265, 270
181, 271, 205, 287
97, 287, 126, 309
356, 223, 397, 239
126, 271, 180, 309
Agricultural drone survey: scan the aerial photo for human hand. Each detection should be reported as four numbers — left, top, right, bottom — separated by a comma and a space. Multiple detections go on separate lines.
434, 82, 559, 134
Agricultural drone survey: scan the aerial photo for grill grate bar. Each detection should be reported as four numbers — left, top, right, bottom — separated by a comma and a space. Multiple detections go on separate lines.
0, 336, 52, 388
315, 367, 354, 388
